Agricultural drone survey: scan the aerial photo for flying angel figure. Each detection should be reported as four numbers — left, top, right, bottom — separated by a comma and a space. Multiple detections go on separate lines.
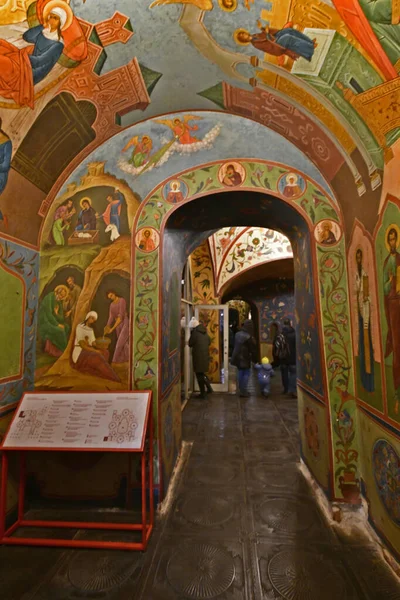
155, 115, 202, 145
121, 135, 153, 168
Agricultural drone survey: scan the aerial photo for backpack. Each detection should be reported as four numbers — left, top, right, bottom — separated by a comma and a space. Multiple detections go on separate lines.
274, 333, 290, 360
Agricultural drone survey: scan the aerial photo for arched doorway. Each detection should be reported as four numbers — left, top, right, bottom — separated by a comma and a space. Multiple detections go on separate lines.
132, 159, 356, 504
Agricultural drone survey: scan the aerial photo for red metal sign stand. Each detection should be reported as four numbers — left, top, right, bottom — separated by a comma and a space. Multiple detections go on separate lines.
0, 393, 154, 551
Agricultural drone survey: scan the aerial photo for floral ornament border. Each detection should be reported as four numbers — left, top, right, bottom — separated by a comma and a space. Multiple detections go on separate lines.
317, 240, 360, 501
0, 240, 39, 412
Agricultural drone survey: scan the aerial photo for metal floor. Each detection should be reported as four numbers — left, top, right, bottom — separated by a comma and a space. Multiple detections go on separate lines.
2, 376, 400, 599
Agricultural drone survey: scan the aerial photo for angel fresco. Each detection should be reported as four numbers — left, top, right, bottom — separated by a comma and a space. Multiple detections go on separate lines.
155, 115, 201, 145
122, 135, 153, 168
117, 115, 221, 177
235, 21, 317, 63
0, 0, 87, 108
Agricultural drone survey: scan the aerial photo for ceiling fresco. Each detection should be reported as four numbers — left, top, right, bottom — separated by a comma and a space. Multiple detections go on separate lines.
209, 226, 292, 294
0, 0, 399, 246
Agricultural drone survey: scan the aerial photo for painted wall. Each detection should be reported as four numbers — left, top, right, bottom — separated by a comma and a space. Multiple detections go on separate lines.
358, 409, 400, 556
298, 387, 331, 494
0, 238, 39, 515
253, 280, 295, 361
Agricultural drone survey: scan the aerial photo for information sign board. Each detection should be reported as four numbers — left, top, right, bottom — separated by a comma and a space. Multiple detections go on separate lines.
2, 392, 151, 452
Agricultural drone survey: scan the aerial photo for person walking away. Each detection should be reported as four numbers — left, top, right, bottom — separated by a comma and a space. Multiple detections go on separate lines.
271, 322, 280, 368
231, 319, 257, 397
280, 319, 297, 397
189, 319, 213, 399
254, 357, 274, 398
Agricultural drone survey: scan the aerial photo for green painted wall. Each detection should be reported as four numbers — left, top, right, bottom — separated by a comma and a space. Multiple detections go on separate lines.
0, 264, 23, 380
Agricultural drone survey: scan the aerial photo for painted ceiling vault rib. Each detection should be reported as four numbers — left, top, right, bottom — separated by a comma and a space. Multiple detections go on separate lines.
210, 226, 293, 295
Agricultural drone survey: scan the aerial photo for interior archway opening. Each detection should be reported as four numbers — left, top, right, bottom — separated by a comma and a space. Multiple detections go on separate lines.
159, 189, 326, 496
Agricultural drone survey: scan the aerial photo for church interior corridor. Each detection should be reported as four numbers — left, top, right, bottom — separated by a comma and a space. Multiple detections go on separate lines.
1, 377, 400, 599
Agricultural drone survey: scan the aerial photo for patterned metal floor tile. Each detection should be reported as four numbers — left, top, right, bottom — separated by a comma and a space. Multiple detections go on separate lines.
2, 391, 399, 600
248, 493, 332, 542
190, 439, 244, 458
29, 532, 147, 600
0, 544, 66, 600
245, 463, 309, 493
184, 457, 245, 487
253, 541, 363, 599
202, 409, 241, 422
244, 439, 297, 462
140, 536, 253, 599
195, 422, 243, 441
242, 423, 289, 439
164, 487, 247, 539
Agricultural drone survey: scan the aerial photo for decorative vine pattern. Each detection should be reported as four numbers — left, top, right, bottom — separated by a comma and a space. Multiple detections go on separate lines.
318, 241, 359, 499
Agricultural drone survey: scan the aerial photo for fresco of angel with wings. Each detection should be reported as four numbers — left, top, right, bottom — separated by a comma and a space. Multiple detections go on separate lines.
118, 114, 222, 178
155, 115, 201, 145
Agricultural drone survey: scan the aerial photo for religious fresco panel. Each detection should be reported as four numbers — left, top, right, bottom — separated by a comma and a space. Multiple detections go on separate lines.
35, 168, 137, 392
347, 221, 383, 411
375, 196, 400, 423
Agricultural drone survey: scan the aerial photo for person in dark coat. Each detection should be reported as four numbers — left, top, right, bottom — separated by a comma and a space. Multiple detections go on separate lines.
271, 321, 280, 368
189, 319, 213, 399
231, 319, 257, 397
280, 318, 297, 397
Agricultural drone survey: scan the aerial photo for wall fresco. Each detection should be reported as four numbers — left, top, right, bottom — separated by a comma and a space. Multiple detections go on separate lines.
298, 387, 330, 493
292, 226, 324, 396
358, 409, 400, 556
0, 0, 400, 561
150, 1, 398, 173
375, 196, 400, 423
0, 239, 38, 412
348, 221, 383, 411
256, 283, 295, 339
35, 167, 138, 392
160, 381, 182, 492
316, 232, 360, 502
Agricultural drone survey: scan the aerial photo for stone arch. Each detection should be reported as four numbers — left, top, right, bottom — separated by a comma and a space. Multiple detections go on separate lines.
131, 159, 358, 503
